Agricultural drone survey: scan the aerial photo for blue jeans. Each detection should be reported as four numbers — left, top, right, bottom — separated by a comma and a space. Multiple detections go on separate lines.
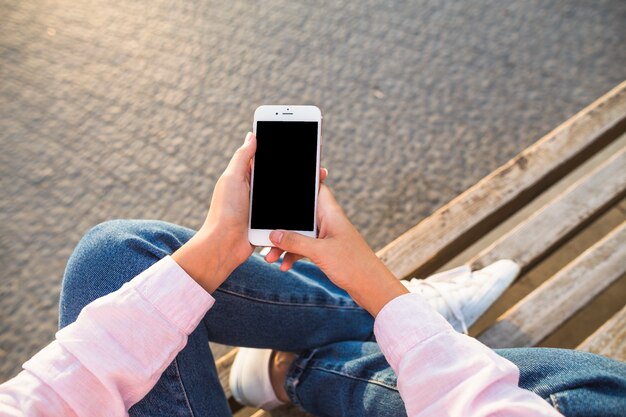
59, 220, 626, 417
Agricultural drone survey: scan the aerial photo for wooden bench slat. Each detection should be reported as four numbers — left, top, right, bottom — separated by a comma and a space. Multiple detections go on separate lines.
216, 347, 238, 398
577, 305, 626, 361
469, 145, 626, 271
478, 221, 626, 348
377, 81, 626, 280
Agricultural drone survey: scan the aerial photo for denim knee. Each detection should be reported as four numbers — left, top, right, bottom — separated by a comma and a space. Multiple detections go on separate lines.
60, 220, 140, 325
64, 220, 151, 286
59, 219, 194, 327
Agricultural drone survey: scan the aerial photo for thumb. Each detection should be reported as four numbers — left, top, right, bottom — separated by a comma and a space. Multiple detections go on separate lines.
226, 132, 257, 177
270, 230, 320, 259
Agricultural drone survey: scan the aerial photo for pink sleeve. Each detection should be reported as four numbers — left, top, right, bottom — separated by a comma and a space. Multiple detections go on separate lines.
0, 256, 214, 417
374, 293, 562, 417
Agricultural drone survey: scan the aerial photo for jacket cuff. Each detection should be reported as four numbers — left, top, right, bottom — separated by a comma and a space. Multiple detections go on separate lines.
373, 293, 453, 372
128, 256, 215, 334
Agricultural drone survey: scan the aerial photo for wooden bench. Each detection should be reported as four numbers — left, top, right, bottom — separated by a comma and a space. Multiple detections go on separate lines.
226, 81, 626, 416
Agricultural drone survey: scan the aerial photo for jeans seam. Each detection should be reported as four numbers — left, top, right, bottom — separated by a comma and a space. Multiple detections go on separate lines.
306, 365, 399, 391
172, 358, 195, 417
216, 288, 363, 310
285, 349, 318, 408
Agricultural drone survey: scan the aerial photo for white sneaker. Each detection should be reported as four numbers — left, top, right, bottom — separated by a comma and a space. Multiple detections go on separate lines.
401, 260, 520, 333
229, 348, 285, 410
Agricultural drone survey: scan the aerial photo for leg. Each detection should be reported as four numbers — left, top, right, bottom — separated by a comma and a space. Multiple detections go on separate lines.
285, 341, 406, 417
60, 220, 373, 414
60, 220, 231, 417
284, 343, 626, 417
210, 255, 374, 350
61, 220, 373, 348
497, 348, 626, 417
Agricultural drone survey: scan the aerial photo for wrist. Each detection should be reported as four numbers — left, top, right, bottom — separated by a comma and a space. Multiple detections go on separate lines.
172, 231, 233, 293
348, 258, 409, 317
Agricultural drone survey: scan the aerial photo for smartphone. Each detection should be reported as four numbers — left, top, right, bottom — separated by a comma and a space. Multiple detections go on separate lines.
248, 105, 322, 247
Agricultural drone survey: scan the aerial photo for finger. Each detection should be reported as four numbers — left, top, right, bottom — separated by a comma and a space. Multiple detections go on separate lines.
270, 230, 320, 259
317, 183, 341, 213
225, 132, 257, 177
280, 252, 303, 271
264, 247, 284, 263
316, 183, 348, 229
320, 167, 328, 182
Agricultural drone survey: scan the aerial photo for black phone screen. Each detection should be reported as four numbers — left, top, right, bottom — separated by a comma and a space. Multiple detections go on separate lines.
251, 121, 319, 231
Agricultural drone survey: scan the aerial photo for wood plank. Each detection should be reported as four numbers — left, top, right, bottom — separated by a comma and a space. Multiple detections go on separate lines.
478, 221, 626, 348
252, 406, 313, 417
215, 347, 238, 399
578, 305, 626, 361
210, 342, 234, 359
234, 406, 265, 417
377, 81, 626, 279
469, 146, 626, 271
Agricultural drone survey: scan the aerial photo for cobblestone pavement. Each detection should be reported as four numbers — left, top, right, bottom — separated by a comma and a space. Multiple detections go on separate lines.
1, 0, 625, 382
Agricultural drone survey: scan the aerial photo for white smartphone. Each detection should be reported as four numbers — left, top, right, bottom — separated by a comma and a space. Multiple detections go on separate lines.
248, 105, 322, 247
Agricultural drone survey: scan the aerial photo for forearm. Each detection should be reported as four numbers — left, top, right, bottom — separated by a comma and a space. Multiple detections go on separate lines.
0, 257, 214, 417
172, 229, 232, 292
374, 294, 562, 416
346, 258, 409, 317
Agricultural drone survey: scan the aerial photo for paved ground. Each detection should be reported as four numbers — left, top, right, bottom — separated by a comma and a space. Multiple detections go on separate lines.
1, 0, 625, 382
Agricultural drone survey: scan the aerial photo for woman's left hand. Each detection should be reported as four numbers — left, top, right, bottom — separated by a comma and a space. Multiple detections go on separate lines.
172, 131, 326, 292
172, 132, 258, 292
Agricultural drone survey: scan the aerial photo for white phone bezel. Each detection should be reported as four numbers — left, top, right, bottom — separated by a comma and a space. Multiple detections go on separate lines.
248, 105, 322, 247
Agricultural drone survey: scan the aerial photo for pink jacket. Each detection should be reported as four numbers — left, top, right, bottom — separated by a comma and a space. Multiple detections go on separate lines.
0, 257, 560, 416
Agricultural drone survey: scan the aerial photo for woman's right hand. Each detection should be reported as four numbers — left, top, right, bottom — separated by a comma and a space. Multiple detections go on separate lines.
264, 184, 408, 316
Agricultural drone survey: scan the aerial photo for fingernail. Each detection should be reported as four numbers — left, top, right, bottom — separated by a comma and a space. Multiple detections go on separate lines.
323, 168, 329, 176
270, 230, 284, 243
245, 132, 253, 143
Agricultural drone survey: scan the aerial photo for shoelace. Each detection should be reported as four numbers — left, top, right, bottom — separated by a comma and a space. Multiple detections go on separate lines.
419, 280, 469, 334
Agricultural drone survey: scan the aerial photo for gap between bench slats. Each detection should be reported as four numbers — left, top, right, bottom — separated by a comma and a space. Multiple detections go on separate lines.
469, 146, 626, 271
478, 221, 626, 349
378, 81, 626, 280
578, 304, 626, 361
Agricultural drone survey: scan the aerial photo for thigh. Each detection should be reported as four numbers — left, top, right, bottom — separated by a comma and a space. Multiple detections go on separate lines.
59, 220, 373, 414
128, 323, 231, 417
208, 255, 374, 350
60, 219, 373, 351
289, 344, 626, 417
496, 348, 626, 417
